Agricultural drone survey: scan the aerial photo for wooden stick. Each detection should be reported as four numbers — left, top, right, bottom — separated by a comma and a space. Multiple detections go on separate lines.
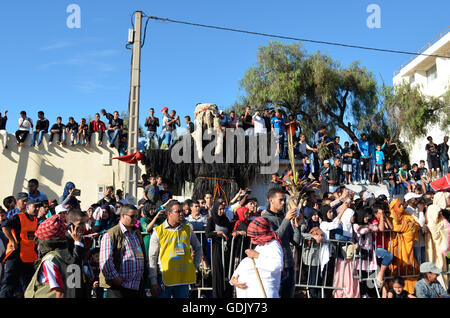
251, 258, 267, 298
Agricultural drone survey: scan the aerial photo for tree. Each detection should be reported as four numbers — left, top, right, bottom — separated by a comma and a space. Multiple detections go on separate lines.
233, 41, 378, 143
360, 81, 450, 166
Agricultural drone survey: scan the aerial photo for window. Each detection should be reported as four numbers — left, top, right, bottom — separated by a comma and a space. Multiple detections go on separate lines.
408, 75, 415, 84
427, 64, 437, 83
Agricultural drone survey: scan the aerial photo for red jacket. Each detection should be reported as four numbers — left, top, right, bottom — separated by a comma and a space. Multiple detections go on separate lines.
90, 120, 106, 132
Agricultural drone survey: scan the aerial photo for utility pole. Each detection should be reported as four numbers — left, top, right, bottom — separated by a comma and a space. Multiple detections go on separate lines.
124, 11, 142, 203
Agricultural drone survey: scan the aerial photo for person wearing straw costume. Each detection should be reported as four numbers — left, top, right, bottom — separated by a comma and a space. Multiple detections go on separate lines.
230, 217, 284, 298
424, 192, 450, 289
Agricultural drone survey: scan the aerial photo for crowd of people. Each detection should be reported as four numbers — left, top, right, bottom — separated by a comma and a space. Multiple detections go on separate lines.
1, 106, 448, 184
0, 168, 449, 299
0, 106, 449, 299
0, 109, 143, 156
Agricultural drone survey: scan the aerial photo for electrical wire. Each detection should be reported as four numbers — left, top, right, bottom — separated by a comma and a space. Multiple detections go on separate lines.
144, 15, 450, 59
141, 16, 151, 48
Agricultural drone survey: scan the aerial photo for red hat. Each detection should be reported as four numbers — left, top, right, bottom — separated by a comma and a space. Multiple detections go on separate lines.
161, 107, 169, 112
35, 214, 67, 240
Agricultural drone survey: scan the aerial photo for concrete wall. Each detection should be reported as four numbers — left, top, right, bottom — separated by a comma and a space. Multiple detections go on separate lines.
393, 32, 450, 167
0, 133, 144, 210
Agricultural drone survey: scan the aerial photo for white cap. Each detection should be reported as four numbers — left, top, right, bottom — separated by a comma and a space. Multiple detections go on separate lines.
55, 204, 68, 214
219, 110, 224, 115
323, 160, 330, 164
404, 192, 422, 202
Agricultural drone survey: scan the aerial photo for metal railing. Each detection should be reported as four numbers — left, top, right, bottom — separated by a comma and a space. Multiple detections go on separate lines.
394, 26, 450, 76
136, 227, 450, 298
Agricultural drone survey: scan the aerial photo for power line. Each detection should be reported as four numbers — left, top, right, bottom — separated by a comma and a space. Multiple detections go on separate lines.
144, 15, 450, 59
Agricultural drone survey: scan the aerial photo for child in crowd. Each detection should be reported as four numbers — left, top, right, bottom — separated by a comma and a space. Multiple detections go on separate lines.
66, 116, 78, 146
77, 118, 89, 145
83, 248, 103, 298
387, 276, 416, 298
375, 144, 384, 185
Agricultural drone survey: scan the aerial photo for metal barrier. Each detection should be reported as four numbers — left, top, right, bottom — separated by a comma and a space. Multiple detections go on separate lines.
227, 235, 254, 281
293, 237, 352, 298
191, 231, 214, 298
292, 227, 450, 298
138, 227, 449, 298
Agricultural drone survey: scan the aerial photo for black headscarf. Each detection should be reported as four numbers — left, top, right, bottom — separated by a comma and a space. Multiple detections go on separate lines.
211, 202, 230, 228
142, 202, 156, 222
306, 210, 321, 233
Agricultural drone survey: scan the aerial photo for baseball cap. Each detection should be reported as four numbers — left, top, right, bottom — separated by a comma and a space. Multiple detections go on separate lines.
219, 110, 224, 115
404, 192, 422, 202
161, 107, 168, 112
27, 198, 41, 206
420, 262, 442, 274
16, 192, 29, 201
377, 194, 388, 201
55, 204, 68, 214
323, 160, 330, 164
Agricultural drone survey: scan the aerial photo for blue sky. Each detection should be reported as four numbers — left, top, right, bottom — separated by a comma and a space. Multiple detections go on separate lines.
0, 0, 448, 144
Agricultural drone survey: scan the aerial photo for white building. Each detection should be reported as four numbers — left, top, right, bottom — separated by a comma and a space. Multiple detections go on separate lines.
393, 27, 450, 167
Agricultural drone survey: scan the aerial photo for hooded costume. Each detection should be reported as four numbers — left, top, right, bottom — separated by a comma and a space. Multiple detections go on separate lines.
388, 199, 420, 294
425, 192, 450, 289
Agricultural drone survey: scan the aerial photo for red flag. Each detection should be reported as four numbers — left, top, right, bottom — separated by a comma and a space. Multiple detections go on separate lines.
430, 173, 450, 192
113, 151, 144, 164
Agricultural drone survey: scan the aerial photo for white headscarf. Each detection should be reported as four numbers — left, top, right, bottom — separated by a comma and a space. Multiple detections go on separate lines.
92, 207, 103, 220
340, 208, 355, 238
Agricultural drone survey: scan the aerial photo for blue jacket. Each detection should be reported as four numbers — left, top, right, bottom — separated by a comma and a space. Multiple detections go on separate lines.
358, 140, 370, 159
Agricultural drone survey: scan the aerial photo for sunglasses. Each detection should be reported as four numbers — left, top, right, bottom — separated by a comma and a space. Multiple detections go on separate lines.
125, 214, 139, 219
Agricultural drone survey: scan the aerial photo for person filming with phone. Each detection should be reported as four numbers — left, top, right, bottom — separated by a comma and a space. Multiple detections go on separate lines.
59, 182, 80, 210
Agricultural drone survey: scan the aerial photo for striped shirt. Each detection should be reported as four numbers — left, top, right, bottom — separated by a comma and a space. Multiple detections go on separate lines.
99, 222, 146, 290
38, 260, 64, 290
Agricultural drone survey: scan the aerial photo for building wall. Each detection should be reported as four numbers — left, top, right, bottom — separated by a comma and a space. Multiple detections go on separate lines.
0, 133, 144, 210
393, 31, 450, 167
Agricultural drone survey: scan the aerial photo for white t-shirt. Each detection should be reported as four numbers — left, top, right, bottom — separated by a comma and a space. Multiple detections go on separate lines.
252, 114, 266, 135
231, 240, 283, 298
18, 117, 33, 131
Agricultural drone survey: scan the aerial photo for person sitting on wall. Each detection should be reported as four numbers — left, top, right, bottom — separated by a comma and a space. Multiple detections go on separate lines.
16, 111, 33, 147
49, 116, 66, 146
106, 111, 124, 148
88, 113, 106, 146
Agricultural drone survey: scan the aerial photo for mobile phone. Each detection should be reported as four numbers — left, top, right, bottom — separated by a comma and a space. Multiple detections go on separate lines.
73, 189, 81, 196
67, 223, 74, 232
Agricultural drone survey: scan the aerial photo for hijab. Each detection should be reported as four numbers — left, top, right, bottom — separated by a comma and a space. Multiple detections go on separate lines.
233, 207, 250, 231
389, 199, 405, 223
62, 182, 75, 200
306, 210, 321, 233
340, 208, 355, 238
142, 202, 156, 222
211, 202, 230, 228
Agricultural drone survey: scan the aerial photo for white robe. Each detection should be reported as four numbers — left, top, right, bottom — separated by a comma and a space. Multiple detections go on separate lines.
231, 240, 283, 298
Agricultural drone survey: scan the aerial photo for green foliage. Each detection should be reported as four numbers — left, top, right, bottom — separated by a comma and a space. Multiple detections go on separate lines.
232, 41, 378, 142
377, 81, 449, 145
